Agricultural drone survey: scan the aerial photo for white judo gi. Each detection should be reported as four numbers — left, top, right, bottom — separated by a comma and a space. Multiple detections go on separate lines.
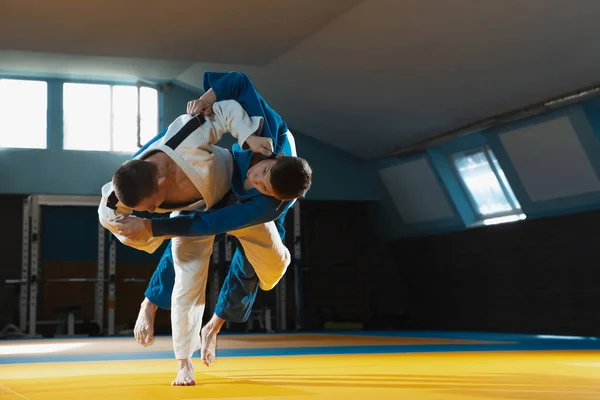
98, 100, 291, 359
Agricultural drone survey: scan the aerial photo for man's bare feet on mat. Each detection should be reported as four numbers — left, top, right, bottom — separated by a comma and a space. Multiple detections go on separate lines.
172, 358, 196, 386
134, 298, 157, 346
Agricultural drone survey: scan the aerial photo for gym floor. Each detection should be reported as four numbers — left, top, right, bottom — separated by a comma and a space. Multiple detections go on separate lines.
1, 331, 600, 399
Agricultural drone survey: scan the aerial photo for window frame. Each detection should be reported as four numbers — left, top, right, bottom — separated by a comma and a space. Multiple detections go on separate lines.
62, 81, 159, 153
449, 145, 524, 221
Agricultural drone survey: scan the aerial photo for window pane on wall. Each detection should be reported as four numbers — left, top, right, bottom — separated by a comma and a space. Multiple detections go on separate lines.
112, 85, 138, 153
0, 79, 47, 149
453, 150, 513, 216
140, 87, 159, 146
63, 83, 111, 151
488, 150, 521, 209
63, 83, 159, 153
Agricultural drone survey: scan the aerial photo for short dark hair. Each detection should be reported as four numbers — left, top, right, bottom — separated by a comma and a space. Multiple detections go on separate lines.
112, 160, 158, 207
270, 156, 312, 200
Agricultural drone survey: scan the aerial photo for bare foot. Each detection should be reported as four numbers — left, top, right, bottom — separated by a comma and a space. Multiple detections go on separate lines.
172, 358, 196, 386
200, 324, 218, 367
134, 298, 157, 347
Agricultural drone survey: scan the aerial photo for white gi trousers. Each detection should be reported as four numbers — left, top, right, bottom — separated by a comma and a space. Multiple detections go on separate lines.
171, 221, 290, 359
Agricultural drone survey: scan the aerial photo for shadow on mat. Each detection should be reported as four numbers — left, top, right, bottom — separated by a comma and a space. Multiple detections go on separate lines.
228, 372, 600, 400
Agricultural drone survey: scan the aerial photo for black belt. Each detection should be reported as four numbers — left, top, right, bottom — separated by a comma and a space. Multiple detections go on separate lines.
106, 115, 206, 210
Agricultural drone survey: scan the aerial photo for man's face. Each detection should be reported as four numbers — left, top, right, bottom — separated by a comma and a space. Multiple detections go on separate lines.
247, 158, 278, 198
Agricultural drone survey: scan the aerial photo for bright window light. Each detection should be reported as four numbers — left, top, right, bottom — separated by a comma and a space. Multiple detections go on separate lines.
483, 214, 526, 226
0, 342, 90, 355
112, 85, 138, 152
63, 83, 158, 152
140, 87, 159, 146
452, 146, 525, 224
63, 83, 111, 151
0, 79, 47, 149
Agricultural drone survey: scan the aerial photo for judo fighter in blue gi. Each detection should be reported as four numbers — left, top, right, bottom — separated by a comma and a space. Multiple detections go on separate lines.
101, 71, 312, 385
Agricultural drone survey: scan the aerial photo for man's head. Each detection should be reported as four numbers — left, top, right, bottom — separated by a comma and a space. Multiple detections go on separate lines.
112, 160, 167, 213
246, 154, 312, 200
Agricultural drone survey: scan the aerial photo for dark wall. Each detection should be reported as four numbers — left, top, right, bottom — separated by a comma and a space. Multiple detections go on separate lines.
0, 195, 26, 329
297, 200, 403, 330
391, 210, 600, 336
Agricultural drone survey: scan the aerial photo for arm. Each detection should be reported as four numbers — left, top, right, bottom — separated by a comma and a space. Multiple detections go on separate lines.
203, 71, 252, 104
202, 100, 264, 149
188, 71, 251, 119
190, 72, 276, 154
150, 196, 292, 237
97, 182, 165, 254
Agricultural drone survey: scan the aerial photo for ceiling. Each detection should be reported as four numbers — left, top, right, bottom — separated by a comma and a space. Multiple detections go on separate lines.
2, 0, 600, 159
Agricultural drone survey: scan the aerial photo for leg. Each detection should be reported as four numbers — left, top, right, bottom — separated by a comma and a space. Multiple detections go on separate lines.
215, 246, 260, 323
170, 235, 215, 386
134, 234, 228, 346
134, 240, 174, 346
200, 313, 225, 367
229, 220, 291, 292
200, 247, 253, 366
215, 210, 288, 322
201, 216, 291, 365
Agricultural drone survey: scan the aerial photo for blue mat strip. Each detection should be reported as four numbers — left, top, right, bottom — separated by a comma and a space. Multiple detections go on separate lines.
3, 337, 600, 365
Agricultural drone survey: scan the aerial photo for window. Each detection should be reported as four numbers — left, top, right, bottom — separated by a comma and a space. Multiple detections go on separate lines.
451, 146, 526, 225
0, 79, 47, 149
63, 83, 158, 152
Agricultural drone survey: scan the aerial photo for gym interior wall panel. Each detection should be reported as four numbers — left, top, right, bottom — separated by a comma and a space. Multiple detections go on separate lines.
300, 201, 375, 329
0, 195, 26, 329
40, 261, 96, 324
291, 133, 386, 201
499, 116, 600, 202
0, 149, 128, 196
390, 207, 600, 336
39, 205, 165, 265
41, 206, 99, 262
378, 158, 455, 224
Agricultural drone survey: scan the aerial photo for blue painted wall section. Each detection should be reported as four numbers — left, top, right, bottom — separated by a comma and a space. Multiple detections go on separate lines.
294, 132, 384, 202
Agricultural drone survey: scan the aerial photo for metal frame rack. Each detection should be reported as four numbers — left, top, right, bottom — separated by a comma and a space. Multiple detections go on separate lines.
14, 194, 117, 337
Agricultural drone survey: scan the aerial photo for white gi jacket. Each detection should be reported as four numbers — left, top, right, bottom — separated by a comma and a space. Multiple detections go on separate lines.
97, 100, 263, 254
